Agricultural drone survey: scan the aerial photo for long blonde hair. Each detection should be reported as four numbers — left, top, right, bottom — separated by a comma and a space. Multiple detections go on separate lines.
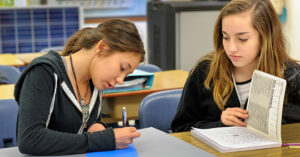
196, 0, 292, 110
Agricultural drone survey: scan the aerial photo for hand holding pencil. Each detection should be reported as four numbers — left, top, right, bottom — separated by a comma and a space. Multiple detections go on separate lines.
113, 106, 140, 149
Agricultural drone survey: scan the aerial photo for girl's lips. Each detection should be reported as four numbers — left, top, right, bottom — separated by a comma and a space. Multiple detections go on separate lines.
105, 82, 110, 89
105, 82, 115, 89
230, 55, 241, 61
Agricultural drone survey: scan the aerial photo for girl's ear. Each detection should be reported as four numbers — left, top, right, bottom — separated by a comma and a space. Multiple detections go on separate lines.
96, 40, 110, 54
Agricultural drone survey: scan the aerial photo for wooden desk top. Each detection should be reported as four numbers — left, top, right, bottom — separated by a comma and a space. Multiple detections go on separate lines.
102, 70, 189, 98
171, 123, 300, 157
0, 70, 188, 99
0, 84, 15, 100
15, 52, 47, 65
0, 54, 25, 67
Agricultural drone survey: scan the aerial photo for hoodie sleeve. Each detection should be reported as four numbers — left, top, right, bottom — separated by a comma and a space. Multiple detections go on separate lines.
15, 65, 115, 156
171, 62, 225, 132
283, 63, 300, 124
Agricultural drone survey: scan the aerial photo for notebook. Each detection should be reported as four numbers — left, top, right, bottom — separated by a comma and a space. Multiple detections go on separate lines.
86, 144, 138, 157
191, 70, 287, 153
103, 69, 154, 93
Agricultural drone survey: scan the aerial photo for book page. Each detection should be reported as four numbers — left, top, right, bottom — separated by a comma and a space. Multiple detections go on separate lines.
190, 70, 286, 153
192, 127, 279, 148
246, 70, 286, 141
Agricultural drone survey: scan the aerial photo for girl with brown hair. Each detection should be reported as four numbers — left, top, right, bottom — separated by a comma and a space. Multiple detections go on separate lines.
15, 19, 145, 155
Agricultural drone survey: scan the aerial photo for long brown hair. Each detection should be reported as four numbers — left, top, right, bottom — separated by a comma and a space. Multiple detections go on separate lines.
196, 0, 293, 110
61, 18, 145, 62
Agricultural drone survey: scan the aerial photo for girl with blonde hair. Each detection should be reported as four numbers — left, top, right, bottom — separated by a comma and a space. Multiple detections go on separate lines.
172, 0, 300, 132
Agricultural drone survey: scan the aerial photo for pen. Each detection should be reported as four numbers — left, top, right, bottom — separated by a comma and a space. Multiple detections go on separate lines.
282, 143, 300, 146
122, 107, 127, 127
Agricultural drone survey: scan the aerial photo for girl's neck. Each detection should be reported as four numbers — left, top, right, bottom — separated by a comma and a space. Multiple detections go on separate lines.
233, 65, 256, 82
233, 69, 252, 83
66, 49, 93, 84
233, 57, 259, 82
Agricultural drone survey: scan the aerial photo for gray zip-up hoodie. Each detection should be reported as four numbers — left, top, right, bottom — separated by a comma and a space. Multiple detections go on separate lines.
14, 51, 115, 155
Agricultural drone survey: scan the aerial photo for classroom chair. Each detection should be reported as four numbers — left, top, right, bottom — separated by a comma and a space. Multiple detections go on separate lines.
136, 64, 162, 73
0, 99, 19, 148
0, 65, 21, 84
139, 89, 182, 133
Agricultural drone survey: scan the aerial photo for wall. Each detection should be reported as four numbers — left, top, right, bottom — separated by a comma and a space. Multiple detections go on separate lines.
282, 0, 300, 60
177, 11, 219, 71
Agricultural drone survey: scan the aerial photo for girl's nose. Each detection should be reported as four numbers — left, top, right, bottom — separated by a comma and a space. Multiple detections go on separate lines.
229, 41, 238, 53
115, 74, 126, 85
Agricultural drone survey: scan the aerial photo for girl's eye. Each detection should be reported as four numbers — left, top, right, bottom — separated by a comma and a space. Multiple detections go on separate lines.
120, 66, 125, 71
223, 37, 229, 40
239, 38, 248, 42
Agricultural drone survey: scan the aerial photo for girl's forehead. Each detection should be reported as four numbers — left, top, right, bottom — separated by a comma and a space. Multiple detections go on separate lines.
222, 13, 255, 33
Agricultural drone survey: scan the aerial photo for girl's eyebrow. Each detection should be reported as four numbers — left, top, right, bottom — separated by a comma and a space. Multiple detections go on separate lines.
222, 30, 250, 36
236, 32, 249, 36
127, 63, 132, 70
222, 31, 228, 35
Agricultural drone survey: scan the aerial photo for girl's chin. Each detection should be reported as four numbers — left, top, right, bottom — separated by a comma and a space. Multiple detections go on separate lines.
93, 82, 110, 91
93, 84, 105, 91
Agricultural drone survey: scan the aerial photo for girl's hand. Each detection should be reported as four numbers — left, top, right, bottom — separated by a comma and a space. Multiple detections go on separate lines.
87, 123, 106, 132
114, 127, 140, 149
221, 107, 248, 127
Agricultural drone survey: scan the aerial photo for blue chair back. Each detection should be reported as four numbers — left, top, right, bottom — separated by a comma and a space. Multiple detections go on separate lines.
136, 64, 162, 73
0, 99, 19, 148
0, 65, 21, 84
139, 89, 182, 133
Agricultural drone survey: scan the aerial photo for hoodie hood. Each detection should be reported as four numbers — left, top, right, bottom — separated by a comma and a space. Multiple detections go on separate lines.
14, 51, 68, 102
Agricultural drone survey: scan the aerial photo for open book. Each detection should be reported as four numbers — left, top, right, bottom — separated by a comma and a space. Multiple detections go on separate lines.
191, 70, 287, 153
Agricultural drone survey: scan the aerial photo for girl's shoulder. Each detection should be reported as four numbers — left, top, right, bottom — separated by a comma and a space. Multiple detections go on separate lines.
284, 61, 300, 79
188, 59, 211, 81
194, 59, 211, 73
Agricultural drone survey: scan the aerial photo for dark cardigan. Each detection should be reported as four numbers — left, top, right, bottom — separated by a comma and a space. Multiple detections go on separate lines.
171, 60, 300, 132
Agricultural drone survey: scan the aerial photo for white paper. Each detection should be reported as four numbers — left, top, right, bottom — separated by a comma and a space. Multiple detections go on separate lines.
193, 127, 278, 148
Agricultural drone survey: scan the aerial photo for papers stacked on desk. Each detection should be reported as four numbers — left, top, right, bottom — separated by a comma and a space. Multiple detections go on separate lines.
103, 69, 154, 94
